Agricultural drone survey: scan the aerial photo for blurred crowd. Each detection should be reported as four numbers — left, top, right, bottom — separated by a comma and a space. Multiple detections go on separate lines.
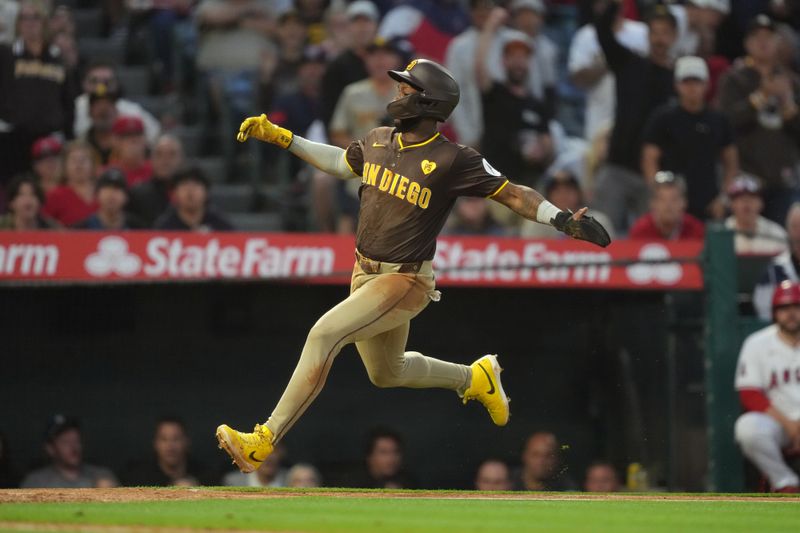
0, 0, 796, 238
0, 415, 626, 492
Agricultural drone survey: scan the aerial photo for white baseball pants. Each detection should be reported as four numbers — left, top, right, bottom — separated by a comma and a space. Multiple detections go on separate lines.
734, 411, 799, 490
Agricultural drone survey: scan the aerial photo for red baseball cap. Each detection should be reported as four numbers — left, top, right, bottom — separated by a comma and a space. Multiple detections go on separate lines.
31, 135, 63, 160
772, 280, 800, 310
727, 174, 761, 198
112, 115, 145, 136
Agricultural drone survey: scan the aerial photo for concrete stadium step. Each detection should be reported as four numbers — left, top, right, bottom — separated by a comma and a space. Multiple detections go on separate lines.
73, 8, 103, 38
209, 184, 254, 213
228, 212, 284, 232
78, 37, 123, 64
172, 126, 204, 158
191, 156, 228, 184
116, 66, 150, 97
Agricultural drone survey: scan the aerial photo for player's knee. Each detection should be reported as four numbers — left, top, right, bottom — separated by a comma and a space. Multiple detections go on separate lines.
306, 320, 340, 347
734, 412, 773, 448
367, 370, 400, 388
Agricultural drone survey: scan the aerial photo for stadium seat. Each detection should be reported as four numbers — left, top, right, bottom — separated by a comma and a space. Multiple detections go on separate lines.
209, 184, 255, 213
228, 212, 284, 232
78, 37, 124, 64
72, 8, 103, 38
192, 157, 227, 184
116, 66, 150, 97
173, 126, 204, 158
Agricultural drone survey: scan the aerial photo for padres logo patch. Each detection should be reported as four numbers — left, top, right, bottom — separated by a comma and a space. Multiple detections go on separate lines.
421, 160, 436, 175
406, 59, 418, 71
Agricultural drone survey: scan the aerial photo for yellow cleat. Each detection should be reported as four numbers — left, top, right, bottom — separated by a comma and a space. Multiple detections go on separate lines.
463, 354, 510, 426
215, 423, 274, 474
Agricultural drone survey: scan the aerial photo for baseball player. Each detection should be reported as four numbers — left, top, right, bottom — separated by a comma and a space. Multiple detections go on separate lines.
735, 280, 800, 493
216, 59, 611, 473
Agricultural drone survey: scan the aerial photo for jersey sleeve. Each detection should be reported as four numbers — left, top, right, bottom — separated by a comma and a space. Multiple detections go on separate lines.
734, 335, 766, 391
448, 147, 509, 198
344, 139, 365, 177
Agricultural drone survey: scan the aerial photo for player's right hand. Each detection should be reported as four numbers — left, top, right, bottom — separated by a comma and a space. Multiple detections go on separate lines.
237, 114, 293, 148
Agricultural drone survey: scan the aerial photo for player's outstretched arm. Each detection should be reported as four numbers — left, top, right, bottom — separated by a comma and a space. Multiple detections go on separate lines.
492, 182, 611, 247
237, 114, 358, 180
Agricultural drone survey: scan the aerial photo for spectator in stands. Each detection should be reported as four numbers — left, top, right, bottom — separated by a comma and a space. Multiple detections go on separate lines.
21, 415, 118, 488
717, 15, 800, 225
109, 116, 153, 188
74, 60, 160, 146
319, 2, 349, 59
347, 427, 416, 489
0, 431, 18, 488
734, 281, 800, 493
628, 171, 705, 240
591, 1, 677, 234
513, 431, 577, 491
476, 17, 553, 187
43, 141, 98, 226
520, 170, 614, 240
30, 135, 63, 194
753, 203, 800, 321
320, 0, 378, 128
123, 417, 210, 486
668, 0, 730, 58
286, 463, 322, 488
583, 461, 621, 492
507, 0, 558, 115
445, 0, 500, 148
328, 36, 409, 232
265, 10, 309, 105
725, 174, 789, 256
641, 56, 738, 221
74, 168, 143, 230
0, 0, 77, 186
84, 84, 120, 165
377, 0, 469, 63
445, 197, 507, 236
223, 442, 288, 487
128, 134, 185, 227
0, 175, 58, 230
568, 3, 648, 141
154, 166, 233, 231
474, 458, 512, 491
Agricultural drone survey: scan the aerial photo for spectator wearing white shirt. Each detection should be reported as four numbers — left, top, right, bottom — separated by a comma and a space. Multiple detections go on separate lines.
568, 11, 648, 140
668, 0, 730, 58
724, 175, 788, 256
74, 61, 161, 146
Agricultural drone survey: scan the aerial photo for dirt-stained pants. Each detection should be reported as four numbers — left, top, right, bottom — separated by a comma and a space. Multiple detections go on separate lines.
265, 260, 471, 442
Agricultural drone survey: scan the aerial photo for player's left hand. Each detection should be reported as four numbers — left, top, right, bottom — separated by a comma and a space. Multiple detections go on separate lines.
552, 208, 612, 248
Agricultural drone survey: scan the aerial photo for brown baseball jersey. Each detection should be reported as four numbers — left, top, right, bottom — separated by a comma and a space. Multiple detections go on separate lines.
345, 126, 509, 263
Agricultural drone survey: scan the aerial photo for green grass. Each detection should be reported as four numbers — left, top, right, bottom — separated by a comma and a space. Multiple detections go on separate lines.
0, 492, 798, 533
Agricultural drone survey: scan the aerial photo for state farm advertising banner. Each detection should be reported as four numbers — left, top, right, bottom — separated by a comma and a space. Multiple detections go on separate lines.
0, 232, 704, 290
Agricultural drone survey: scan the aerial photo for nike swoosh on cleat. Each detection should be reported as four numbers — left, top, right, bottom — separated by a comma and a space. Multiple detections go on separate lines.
478, 363, 496, 395
372, 142, 386, 147
248, 451, 265, 463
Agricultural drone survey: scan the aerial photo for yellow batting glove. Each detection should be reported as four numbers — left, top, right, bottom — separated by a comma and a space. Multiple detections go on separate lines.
236, 114, 293, 148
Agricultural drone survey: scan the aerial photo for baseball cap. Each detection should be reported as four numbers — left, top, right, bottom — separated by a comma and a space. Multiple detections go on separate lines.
687, 0, 730, 14
346, 0, 379, 22
501, 29, 534, 54
367, 37, 414, 64
674, 56, 709, 82
543, 171, 580, 194
772, 280, 800, 310
727, 174, 761, 198
746, 14, 776, 36
96, 167, 128, 192
88, 82, 120, 105
31, 135, 63, 161
510, 0, 546, 14
171, 165, 210, 189
44, 414, 80, 443
112, 115, 145, 136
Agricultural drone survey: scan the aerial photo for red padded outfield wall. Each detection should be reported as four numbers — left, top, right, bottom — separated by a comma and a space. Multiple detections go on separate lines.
0, 232, 704, 289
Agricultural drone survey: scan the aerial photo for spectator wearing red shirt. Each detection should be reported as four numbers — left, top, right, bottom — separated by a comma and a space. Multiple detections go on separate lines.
108, 116, 153, 188
629, 171, 705, 240
42, 141, 98, 226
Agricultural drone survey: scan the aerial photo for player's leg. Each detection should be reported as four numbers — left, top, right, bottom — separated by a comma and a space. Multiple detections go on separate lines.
355, 321, 471, 391
735, 411, 799, 490
355, 314, 510, 426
